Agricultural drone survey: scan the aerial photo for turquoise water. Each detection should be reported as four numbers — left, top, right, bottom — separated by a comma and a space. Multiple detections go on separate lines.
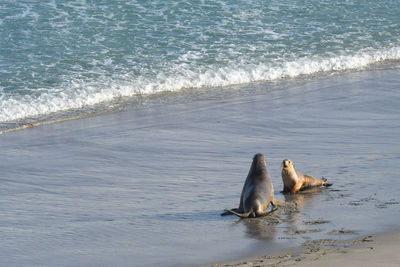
1, 0, 400, 123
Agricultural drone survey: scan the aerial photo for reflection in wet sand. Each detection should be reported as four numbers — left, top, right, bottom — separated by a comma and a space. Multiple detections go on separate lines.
283, 189, 325, 209
283, 189, 327, 234
240, 216, 279, 241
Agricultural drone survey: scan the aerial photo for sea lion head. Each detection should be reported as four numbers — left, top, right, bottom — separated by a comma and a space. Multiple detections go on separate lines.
250, 153, 268, 177
253, 153, 266, 164
282, 159, 293, 169
252, 153, 267, 168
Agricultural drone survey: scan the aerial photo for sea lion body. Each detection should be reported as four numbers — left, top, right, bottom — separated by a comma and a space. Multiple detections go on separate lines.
281, 159, 332, 194
223, 153, 276, 218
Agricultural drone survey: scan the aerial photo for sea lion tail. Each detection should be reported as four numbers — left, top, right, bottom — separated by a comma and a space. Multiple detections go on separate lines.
221, 210, 232, 216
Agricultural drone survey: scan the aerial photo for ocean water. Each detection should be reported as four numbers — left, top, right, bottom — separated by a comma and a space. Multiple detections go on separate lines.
1, 0, 400, 126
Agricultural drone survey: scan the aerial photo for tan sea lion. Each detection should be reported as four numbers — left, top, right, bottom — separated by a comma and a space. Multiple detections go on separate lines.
281, 159, 332, 194
222, 153, 277, 218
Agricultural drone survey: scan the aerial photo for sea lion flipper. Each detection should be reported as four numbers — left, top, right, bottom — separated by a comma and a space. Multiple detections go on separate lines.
270, 206, 278, 213
291, 181, 303, 194
221, 210, 232, 216
271, 199, 285, 207
321, 177, 333, 187
269, 202, 278, 213
221, 208, 243, 216
257, 203, 278, 217
227, 209, 252, 218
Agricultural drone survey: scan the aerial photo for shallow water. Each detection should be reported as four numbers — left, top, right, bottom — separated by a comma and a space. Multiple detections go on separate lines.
1, 68, 400, 266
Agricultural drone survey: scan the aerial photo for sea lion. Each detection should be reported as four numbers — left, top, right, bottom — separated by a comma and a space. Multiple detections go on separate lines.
222, 153, 277, 218
281, 159, 332, 194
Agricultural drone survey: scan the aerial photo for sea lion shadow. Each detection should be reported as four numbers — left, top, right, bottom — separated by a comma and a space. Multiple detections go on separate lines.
280, 186, 333, 201
281, 185, 332, 194
238, 216, 279, 241
280, 188, 326, 209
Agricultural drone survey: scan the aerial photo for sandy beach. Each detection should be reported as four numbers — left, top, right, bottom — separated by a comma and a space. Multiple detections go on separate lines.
212, 229, 400, 267
1, 66, 400, 266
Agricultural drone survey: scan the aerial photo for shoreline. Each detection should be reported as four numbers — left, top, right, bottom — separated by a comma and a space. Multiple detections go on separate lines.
210, 228, 400, 266
2, 61, 399, 136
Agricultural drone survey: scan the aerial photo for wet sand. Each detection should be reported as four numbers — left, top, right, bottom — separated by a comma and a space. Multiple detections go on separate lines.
1, 66, 400, 266
212, 229, 400, 267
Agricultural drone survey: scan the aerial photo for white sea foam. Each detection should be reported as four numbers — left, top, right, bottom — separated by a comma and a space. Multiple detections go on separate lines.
1, 47, 399, 123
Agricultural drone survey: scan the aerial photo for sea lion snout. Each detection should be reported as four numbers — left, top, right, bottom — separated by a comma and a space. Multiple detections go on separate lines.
282, 159, 291, 168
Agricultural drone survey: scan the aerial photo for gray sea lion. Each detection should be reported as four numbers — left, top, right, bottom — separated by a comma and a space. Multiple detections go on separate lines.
222, 153, 277, 218
281, 159, 332, 194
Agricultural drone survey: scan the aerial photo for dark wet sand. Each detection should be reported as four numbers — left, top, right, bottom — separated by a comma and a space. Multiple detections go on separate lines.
211, 229, 400, 267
